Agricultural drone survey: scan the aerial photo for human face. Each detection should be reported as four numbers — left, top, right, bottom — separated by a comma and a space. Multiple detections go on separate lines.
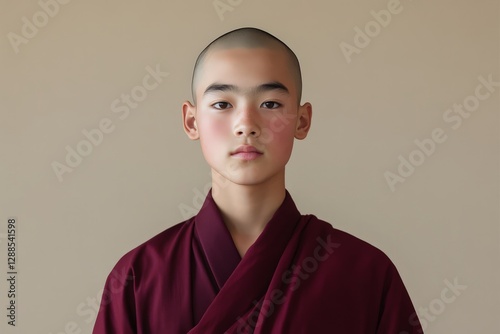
184, 47, 311, 187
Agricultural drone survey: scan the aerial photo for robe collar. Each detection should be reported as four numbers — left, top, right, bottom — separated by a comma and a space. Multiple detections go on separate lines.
194, 188, 301, 289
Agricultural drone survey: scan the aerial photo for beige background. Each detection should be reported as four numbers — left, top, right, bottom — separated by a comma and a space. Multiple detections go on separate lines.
1, 0, 499, 333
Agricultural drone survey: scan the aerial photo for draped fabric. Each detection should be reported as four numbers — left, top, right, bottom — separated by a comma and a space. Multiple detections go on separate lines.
93, 189, 423, 334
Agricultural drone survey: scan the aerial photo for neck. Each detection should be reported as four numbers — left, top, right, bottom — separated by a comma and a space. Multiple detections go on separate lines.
211, 170, 286, 257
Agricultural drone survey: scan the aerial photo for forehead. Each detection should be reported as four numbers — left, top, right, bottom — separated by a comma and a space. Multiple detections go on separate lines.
196, 47, 297, 97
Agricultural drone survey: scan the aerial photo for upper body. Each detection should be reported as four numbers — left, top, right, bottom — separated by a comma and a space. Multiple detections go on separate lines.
93, 27, 423, 333
93, 189, 422, 333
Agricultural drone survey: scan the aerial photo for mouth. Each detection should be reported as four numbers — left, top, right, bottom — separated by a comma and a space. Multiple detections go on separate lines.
231, 145, 262, 154
230, 145, 263, 160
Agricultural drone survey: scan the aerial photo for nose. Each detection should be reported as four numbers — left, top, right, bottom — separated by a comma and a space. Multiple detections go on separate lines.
233, 105, 261, 138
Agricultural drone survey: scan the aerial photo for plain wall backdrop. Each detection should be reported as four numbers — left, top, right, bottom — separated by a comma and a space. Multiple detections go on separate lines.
1, 0, 499, 333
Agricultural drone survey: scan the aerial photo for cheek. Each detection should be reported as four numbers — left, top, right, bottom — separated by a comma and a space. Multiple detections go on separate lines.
198, 117, 231, 156
264, 123, 296, 162
272, 136, 295, 161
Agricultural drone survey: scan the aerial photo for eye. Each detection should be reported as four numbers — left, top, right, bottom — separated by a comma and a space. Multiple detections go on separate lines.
212, 102, 232, 110
261, 101, 281, 109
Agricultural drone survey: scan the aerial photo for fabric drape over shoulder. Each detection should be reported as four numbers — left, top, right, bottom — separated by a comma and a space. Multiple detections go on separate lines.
93, 189, 423, 334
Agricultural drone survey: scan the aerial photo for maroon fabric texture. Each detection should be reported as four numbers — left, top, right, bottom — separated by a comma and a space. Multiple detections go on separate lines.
93, 189, 423, 334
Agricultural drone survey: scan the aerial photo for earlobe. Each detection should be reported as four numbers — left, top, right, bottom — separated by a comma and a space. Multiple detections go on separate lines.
295, 102, 312, 140
182, 101, 199, 140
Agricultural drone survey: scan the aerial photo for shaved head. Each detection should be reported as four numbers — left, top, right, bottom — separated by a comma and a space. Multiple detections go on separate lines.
191, 27, 302, 105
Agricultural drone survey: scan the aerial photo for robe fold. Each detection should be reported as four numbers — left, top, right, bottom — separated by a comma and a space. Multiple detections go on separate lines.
93, 189, 423, 334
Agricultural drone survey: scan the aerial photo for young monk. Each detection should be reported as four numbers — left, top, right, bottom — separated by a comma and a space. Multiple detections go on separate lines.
93, 27, 423, 333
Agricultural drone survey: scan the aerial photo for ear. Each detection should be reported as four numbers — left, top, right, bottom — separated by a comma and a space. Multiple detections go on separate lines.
182, 101, 199, 140
294, 102, 312, 140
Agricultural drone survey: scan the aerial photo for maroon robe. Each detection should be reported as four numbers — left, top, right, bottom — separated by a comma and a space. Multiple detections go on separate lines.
93, 189, 423, 333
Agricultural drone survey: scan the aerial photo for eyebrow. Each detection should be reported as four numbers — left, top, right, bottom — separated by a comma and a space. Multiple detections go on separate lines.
203, 81, 290, 96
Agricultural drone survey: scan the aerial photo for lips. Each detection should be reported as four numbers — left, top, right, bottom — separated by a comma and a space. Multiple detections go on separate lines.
231, 145, 263, 155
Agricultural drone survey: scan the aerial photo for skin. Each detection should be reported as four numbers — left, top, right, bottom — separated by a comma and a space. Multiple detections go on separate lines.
192, 37, 303, 106
182, 46, 312, 257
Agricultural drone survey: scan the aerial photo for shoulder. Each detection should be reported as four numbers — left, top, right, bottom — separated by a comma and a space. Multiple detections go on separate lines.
109, 218, 195, 275
303, 215, 409, 297
304, 215, 396, 272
